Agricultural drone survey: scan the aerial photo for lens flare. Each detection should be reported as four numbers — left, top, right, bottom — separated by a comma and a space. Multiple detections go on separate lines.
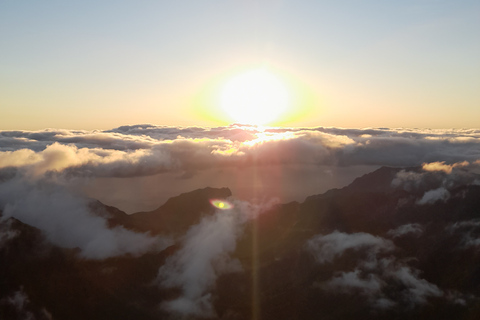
209, 199, 234, 210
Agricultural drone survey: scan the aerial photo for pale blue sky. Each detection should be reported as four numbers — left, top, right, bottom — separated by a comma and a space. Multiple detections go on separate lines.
1, 0, 479, 129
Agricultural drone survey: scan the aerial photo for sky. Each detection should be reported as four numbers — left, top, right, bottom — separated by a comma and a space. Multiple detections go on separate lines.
1, 0, 479, 130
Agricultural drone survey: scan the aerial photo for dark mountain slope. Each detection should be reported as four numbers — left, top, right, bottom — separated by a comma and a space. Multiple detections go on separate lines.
223, 167, 480, 320
90, 186, 232, 237
129, 186, 232, 236
3, 167, 480, 319
0, 214, 175, 320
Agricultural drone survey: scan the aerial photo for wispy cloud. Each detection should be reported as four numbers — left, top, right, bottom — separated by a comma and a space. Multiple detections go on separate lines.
157, 199, 274, 318
387, 223, 423, 238
448, 219, 480, 248
307, 231, 444, 308
416, 187, 450, 205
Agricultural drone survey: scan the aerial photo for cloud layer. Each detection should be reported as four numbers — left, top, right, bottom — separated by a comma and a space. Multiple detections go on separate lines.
2, 125, 480, 179
1, 125, 480, 212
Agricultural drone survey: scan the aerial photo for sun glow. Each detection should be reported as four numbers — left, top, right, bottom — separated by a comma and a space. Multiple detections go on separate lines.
219, 68, 290, 126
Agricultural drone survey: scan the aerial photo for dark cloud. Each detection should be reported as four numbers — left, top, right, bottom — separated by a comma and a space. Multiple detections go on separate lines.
387, 223, 424, 238
448, 219, 480, 248
0, 286, 54, 320
306, 231, 394, 264
0, 218, 19, 250
0, 287, 36, 320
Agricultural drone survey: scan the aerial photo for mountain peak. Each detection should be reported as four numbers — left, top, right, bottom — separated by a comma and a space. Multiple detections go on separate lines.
345, 166, 407, 193
159, 187, 232, 213
128, 187, 232, 236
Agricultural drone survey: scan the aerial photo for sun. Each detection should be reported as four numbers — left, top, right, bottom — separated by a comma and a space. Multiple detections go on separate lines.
219, 68, 290, 126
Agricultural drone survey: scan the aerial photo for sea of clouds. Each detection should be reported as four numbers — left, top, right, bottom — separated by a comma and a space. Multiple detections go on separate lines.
2, 124, 480, 212
2, 124, 480, 318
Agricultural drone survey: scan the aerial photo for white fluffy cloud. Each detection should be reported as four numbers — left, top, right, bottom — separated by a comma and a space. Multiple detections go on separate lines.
0, 176, 171, 259
157, 199, 274, 318
391, 159, 480, 205
157, 210, 242, 318
0, 142, 174, 178
1, 125, 480, 180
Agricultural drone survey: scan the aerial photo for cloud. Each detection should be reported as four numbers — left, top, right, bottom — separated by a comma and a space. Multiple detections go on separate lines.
1, 125, 480, 219
0, 149, 40, 169
306, 230, 394, 264
0, 287, 43, 320
1, 126, 480, 181
392, 160, 480, 204
308, 231, 444, 308
387, 223, 423, 238
0, 176, 171, 259
0, 218, 19, 249
157, 210, 242, 318
416, 187, 450, 205
1, 287, 54, 320
325, 269, 384, 294
385, 262, 443, 305
391, 170, 433, 193
422, 161, 456, 174
157, 200, 273, 318
448, 219, 480, 248
0, 142, 177, 179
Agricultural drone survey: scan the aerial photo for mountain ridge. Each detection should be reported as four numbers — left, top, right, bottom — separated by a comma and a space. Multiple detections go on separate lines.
2, 166, 480, 319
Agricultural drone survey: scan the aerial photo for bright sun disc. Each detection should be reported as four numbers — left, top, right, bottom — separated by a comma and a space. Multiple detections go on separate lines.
219, 68, 289, 126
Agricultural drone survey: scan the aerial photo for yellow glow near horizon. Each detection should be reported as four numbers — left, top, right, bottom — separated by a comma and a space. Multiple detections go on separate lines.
219, 68, 290, 126
191, 64, 319, 127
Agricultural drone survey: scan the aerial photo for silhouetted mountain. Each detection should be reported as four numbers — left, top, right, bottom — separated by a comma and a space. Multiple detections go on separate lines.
2, 168, 480, 319
129, 187, 232, 236
90, 187, 232, 237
